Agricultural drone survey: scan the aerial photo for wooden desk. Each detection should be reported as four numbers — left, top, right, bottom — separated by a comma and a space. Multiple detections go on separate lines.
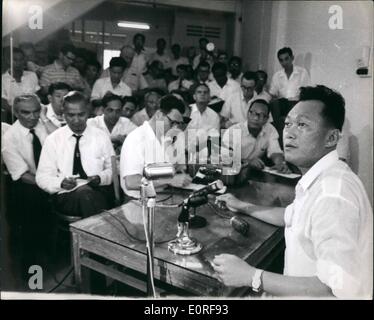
70, 174, 296, 297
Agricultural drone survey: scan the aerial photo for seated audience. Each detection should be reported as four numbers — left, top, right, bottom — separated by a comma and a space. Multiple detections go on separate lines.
2, 95, 53, 272
227, 56, 243, 84
208, 62, 241, 102
40, 44, 85, 95
255, 70, 272, 103
143, 60, 168, 92
170, 44, 189, 77
131, 90, 161, 126
91, 57, 132, 101
168, 64, 194, 92
88, 94, 137, 154
149, 38, 171, 71
2, 48, 40, 118
195, 61, 212, 86
36, 91, 115, 218
44, 82, 71, 127
222, 99, 289, 172
122, 96, 138, 120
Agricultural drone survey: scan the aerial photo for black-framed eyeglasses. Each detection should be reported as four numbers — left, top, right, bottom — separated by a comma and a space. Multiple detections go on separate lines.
248, 110, 268, 120
166, 115, 183, 127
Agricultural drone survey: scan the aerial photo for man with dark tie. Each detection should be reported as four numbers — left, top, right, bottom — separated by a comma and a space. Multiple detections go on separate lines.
1, 94, 51, 277
36, 91, 115, 218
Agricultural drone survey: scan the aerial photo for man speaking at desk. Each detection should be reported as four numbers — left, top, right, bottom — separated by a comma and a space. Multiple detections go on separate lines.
120, 94, 192, 199
214, 85, 373, 298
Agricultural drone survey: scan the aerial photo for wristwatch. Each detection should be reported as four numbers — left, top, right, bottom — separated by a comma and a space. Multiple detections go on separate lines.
251, 269, 264, 293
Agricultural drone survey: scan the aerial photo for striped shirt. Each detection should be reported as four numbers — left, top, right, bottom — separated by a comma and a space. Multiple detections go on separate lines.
40, 61, 84, 89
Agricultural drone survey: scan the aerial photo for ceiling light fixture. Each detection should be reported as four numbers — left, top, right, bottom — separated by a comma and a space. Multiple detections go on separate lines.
117, 21, 150, 30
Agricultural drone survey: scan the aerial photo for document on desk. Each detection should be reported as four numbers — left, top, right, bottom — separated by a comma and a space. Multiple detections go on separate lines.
58, 179, 89, 194
262, 166, 301, 179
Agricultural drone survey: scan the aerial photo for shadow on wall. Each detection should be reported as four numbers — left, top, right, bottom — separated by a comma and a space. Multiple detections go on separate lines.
295, 52, 313, 78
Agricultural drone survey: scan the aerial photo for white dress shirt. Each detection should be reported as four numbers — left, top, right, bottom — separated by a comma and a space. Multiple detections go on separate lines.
131, 108, 150, 127
36, 125, 115, 194
45, 103, 66, 127
2, 120, 48, 181
100, 67, 148, 92
120, 121, 169, 198
131, 51, 148, 75
269, 65, 311, 100
87, 115, 137, 139
208, 78, 241, 102
283, 150, 373, 298
2, 70, 40, 106
149, 51, 171, 69
91, 77, 132, 101
170, 56, 189, 76
220, 91, 259, 125
222, 121, 282, 161
187, 104, 220, 133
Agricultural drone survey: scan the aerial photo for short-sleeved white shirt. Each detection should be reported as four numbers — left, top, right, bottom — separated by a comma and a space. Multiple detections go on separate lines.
208, 78, 241, 102
87, 115, 137, 140
222, 121, 282, 161
283, 150, 373, 298
91, 77, 132, 100
269, 65, 311, 100
120, 121, 169, 198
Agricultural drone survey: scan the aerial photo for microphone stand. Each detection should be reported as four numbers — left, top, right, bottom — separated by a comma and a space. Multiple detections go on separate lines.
140, 177, 157, 297
168, 196, 204, 255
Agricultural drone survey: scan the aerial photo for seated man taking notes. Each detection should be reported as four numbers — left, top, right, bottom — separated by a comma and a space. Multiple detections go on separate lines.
214, 85, 373, 298
120, 95, 192, 199
36, 91, 115, 217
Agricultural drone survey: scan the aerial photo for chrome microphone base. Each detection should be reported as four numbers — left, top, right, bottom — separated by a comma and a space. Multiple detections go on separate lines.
168, 237, 202, 255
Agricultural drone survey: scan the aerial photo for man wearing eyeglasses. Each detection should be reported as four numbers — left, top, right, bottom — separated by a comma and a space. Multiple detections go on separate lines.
220, 71, 262, 129
120, 94, 192, 199
40, 44, 85, 97
222, 99, 290, 173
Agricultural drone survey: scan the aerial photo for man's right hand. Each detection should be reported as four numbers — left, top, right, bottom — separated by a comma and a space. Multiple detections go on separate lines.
248, 157, 265, 170
169, 173, 192, 188
61, 177, 77, 190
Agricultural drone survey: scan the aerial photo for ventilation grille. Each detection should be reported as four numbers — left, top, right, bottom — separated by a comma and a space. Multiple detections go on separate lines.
186, 25, 221, 39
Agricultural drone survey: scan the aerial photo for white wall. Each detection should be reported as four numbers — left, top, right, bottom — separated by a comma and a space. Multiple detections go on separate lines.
242, 1, 373, 204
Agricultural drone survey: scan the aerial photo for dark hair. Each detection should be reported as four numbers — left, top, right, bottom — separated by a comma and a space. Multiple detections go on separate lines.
86, 59, 101, 70
48, 82, 72, 95
256, 70, 268, 82
176, 64, 188, 72
197, 61, 211, 70
171, 43, 181, 51
159, 94, 185, 115
193, 83, 210, 94
242, 71, 258, 84
133, 33, 145, 43
199, 37, 209, 44
156, 38, 166, 46
122, 96, 137, 106
62, 91, 88, 109
109, 57, 127, 69
212, 62, 227, 74
249, 99, 270, 116
277, 47, 293, 58
298, 85, 345, 131
60, 44, 76, 56
229, 56, 242, 66
101, 93, 123, 108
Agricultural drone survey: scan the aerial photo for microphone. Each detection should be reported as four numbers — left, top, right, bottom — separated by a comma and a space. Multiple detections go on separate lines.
143, 163, 175, 180
192, 179, 224, 197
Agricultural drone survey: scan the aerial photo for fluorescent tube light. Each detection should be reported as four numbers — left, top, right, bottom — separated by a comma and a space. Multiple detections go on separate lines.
117, 21, 150, 30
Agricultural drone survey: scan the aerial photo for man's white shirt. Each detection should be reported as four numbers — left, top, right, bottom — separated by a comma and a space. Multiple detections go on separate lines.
283, 150, 373, 298
91, 77, 132, 100
2, 70, 40, 106
269, 65, 311, 100
45, 103, 66, 127
2, 120, 48, 181
208, 78, 241, 102
36, 125, 115, 194
120, 121, 169, 198
87, 115, 137, 139
222, 121, 282, 161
